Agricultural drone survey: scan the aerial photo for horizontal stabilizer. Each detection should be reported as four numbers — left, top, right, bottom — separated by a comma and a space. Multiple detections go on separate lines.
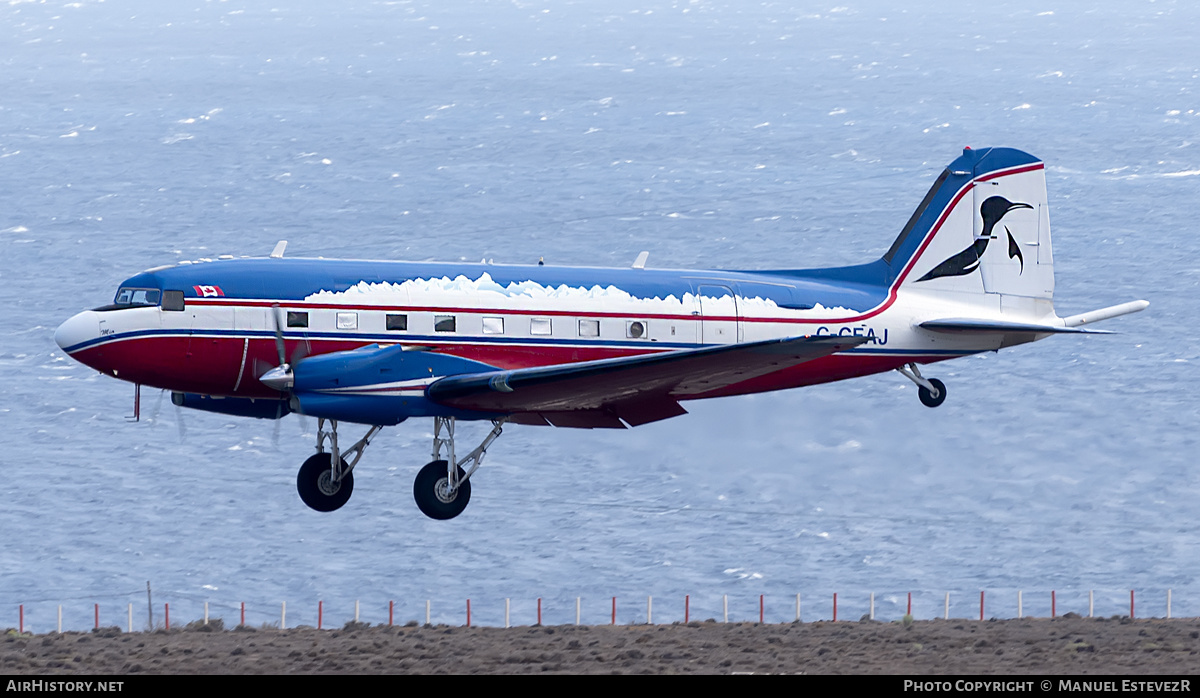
427, 335, 868, 425
920, 318, 1113, 335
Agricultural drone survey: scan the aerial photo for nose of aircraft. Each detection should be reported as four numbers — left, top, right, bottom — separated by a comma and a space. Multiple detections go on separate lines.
54, 310, 100, 353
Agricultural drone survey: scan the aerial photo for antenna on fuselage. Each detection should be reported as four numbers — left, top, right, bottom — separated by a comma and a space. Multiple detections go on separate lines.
632, 251, 649, 269
270, 240, 288, 258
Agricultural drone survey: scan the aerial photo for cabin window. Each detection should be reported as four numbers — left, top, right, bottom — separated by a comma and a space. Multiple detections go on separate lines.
386, 314, 408, 331
626, 320, 647, 339
114, 288, 162, 307
578, 319, 600, 337
161, 290, 185, 312
434, 315, 456, 333
287, 311, 309, 328
530, 318, 552, 336
482, 317, 504, 335
336, 312, 358, 330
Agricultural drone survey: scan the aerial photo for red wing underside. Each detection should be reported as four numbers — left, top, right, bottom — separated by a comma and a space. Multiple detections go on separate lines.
427, 335, 869, 429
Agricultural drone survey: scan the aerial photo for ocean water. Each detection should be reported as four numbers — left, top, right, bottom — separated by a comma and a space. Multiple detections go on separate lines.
2, 0, 1197, 630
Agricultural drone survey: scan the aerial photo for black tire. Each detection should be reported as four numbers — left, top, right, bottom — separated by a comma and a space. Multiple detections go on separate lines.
297, 452, 354, 512
918, 378, 947, 408
413, 459, 471, 520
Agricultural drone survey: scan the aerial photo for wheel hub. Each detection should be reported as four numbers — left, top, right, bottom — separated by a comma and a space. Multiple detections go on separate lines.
317, 470, 342, 497
434, 477, 458, 504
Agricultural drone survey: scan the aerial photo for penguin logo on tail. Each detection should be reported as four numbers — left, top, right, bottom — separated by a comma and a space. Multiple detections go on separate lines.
917, 196, 1032, 282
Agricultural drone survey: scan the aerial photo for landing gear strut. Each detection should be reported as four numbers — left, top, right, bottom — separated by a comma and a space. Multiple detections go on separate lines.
896, 363, 947, 408
413, 417, 506, 520
296, 418, 383, 512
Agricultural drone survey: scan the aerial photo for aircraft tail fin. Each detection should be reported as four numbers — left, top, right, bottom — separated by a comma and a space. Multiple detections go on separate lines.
883, 147, 1056, 318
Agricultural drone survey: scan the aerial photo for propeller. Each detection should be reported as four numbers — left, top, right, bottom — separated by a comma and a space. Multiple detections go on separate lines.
259, 305, 306, 392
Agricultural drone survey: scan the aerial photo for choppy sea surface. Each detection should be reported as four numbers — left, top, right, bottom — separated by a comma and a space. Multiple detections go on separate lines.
2, 0, 1197, 630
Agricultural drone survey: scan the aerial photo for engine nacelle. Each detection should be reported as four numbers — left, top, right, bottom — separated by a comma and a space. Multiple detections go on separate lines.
288, 344, 502, 425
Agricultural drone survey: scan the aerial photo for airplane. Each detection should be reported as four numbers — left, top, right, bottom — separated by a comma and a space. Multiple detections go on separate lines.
54, 146, 1148, 520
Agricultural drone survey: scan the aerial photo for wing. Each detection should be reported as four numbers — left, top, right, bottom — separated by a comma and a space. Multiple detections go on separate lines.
427, 335, 869, 428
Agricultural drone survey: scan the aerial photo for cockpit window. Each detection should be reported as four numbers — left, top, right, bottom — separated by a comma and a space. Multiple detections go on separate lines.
114, 288, 161, 306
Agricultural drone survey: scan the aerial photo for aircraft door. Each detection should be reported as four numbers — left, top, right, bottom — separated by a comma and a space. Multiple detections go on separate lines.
697, 284, 740, 344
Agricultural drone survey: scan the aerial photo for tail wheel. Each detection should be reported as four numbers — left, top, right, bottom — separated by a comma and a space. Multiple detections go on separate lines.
297, 452, 354, 512
918, 378, 947, 408
413, 460, 471, 520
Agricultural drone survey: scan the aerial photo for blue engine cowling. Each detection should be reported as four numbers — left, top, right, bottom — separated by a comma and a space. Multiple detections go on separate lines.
288, 344, 503, 425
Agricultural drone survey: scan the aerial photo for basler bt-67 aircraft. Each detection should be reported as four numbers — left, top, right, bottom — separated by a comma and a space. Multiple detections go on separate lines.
55, 147, 1147, 519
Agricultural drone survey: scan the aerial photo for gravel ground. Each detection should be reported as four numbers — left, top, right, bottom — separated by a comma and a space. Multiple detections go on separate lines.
3, 615, 1199, 675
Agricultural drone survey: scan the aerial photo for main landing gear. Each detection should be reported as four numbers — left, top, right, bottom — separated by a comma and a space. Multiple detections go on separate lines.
413, 417, 505, 520
896, 362, 947, 408
294, 416, 505, 520
296, 419, 382, 512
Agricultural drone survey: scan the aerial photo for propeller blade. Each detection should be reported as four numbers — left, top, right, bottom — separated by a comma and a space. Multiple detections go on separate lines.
270, 304, 287, 367
290, 340, 309, 367
174, 402, 187, 443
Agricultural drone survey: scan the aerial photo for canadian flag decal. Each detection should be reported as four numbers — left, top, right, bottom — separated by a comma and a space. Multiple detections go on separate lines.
193, 285, 225, 298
